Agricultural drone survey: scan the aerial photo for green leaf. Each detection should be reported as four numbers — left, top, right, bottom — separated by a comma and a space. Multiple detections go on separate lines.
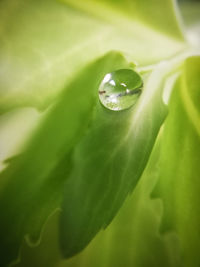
0, 51, 129, 266
63, 0, 184, 39
0, 1, 197, 266
179, 1, 200, 48
59, 59, 172, 258
0, 0, 185, 113
152, 56, 200, 267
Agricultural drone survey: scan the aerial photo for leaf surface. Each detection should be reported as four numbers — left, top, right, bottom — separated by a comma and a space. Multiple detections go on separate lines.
59, 59, 174, 257
0, 52, 129, 266
0, 0, 185, 113
153, 56, 200, 267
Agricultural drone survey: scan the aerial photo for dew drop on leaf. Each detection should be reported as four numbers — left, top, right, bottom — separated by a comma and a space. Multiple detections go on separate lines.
98, 69, 143, 111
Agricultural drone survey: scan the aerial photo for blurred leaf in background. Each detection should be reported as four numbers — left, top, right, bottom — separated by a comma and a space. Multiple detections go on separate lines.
0, 0, 200, 267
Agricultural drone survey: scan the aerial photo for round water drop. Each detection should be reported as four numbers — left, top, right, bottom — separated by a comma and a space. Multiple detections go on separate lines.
98, 69, 143, 111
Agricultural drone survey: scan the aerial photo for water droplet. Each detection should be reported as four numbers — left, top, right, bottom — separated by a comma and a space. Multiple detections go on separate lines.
98, 69, 143, 111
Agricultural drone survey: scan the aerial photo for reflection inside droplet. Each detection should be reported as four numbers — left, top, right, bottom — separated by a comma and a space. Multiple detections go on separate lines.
98, 69, 143, 111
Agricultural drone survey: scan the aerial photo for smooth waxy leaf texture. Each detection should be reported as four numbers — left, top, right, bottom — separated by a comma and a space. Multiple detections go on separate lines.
0, 0, 185, 113
63, 0, 184, 39
0, 52, 130, 266
0, 0, 197, 266
56, 140, 182, 267
153, 56, 200, 267
59, 60, 174, 257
